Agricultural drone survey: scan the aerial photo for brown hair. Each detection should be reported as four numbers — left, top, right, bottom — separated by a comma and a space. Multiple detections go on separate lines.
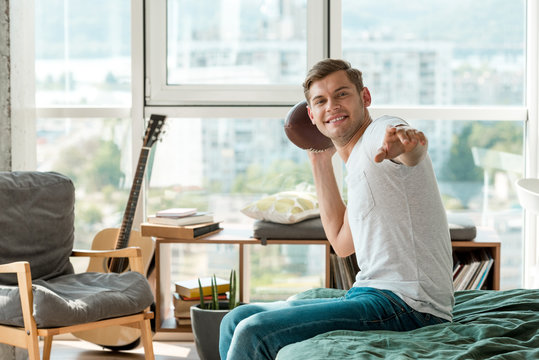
303, 59, 364, 104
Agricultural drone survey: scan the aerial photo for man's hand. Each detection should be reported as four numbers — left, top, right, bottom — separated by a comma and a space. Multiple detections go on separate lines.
374, 125, 428, 166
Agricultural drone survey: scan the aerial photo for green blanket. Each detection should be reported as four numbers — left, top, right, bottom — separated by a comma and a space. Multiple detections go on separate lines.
277, 288, 539, 359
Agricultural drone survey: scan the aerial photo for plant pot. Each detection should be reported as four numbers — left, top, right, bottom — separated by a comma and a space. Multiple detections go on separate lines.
190, 301, 233, 360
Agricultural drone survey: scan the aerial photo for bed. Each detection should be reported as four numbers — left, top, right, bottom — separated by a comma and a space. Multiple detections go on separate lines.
277, 288, 539, 359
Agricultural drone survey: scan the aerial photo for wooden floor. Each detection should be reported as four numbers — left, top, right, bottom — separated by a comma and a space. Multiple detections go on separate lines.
26, 340, 201, 360
50, 340, 200, 360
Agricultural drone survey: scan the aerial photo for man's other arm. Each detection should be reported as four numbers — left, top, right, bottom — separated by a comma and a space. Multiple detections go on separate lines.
308, 148, 355, 257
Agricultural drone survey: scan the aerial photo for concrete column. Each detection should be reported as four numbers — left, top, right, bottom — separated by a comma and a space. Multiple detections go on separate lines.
0, 0, 11, 171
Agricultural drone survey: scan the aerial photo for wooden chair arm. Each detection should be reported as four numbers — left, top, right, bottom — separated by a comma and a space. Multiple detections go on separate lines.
0, 261, 30, 274
71, 247, 141, 258
71, 247, 144, 274
0, 261, 39, 337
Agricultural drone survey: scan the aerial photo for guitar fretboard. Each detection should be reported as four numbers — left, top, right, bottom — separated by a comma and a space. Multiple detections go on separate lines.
109, 147, 150, 272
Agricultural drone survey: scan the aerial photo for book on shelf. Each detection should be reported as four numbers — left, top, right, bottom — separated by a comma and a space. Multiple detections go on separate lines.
337, 256, 353, 290
156, 207, 197, 218
175, 317, 192, 326
454, 252, 473, 290
172, 292, 228, 316
174, 276, 230, 298
459, 252, 482, 291
329, 251, 359, 290
140, 221, 223, 239
147, 212, 214, 226
470, 249, 494, 290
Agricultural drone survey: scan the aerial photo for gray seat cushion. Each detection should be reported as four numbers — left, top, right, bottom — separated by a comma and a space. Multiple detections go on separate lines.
0, 271, 154, 327
253, 213, 477, 242
0, 171, 75, 285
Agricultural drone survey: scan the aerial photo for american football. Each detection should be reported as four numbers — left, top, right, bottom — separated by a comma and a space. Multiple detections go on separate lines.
284, 100, 334, 151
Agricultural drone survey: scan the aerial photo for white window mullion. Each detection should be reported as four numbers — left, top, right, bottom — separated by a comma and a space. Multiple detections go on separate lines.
524, 0, 539, 288
36, 107, 131, 119
307, 0, 329, 67
145, 0, 167, 104
132, 0, 146, 229
328, 0, 342, 58
369, 106, 527, 122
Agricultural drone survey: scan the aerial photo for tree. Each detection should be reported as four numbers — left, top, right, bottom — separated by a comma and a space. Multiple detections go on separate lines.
441, 124, 482, 182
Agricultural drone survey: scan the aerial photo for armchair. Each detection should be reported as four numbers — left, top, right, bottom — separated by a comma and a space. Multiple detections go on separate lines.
0, 171, 155, 360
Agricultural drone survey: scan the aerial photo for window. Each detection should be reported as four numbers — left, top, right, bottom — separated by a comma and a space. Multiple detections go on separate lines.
29, 0, 535, 290
34, 0, 134, 273
166, 0, 307, 86
35, 0, 132, 106
146, 0, 320, 105
340, 0, 525, 106
339, 0, 526, 289
146, 115, 312, 223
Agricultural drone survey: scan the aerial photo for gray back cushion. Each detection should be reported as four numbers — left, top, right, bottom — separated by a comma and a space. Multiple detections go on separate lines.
0, 171, 75, 285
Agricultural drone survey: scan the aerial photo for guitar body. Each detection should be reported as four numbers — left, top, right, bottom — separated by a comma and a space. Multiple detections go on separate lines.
73, 228, 156, 348
86, 228, 155, 275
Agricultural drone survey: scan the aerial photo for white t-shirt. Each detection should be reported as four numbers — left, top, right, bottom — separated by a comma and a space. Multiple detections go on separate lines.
346, 115, 454, 321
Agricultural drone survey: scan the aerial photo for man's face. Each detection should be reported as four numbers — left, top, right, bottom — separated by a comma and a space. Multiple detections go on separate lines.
307, 70, 370, 146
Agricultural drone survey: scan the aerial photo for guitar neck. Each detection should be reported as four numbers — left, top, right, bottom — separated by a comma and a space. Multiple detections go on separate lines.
115, 146, 150, 250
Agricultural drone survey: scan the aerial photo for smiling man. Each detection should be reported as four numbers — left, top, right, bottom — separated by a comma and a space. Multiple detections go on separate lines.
219, 59, 454, 360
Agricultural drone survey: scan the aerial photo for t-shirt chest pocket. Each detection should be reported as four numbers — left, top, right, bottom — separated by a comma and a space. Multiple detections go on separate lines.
346, 170, 375, 220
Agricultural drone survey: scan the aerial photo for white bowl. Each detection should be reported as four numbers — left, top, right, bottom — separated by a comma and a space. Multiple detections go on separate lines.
516, 178, 539, 214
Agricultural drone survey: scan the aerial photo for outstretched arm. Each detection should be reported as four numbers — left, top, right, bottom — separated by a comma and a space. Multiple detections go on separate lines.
308, 148, 355, 257
374, 124, 428, 166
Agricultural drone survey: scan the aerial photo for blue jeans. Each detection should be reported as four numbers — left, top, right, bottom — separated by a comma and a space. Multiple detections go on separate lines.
219, 287, 448, 360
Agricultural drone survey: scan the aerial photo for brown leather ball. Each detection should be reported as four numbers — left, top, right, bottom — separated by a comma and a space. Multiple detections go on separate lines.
284, 100, 334, 151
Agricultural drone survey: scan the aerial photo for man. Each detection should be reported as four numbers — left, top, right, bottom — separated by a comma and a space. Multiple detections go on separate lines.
219, 59, 454, 360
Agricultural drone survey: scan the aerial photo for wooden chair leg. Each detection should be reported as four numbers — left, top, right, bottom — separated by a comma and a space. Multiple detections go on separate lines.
42, 335, 53, 360
139, 319, 155, 360
27, 332, 41, 360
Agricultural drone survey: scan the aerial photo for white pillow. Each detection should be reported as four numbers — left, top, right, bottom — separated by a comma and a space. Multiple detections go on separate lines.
241, 191, 319, 224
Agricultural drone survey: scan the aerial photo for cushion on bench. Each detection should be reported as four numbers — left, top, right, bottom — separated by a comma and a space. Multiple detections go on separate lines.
253, 217, 327, 244
253, 213, 476, 244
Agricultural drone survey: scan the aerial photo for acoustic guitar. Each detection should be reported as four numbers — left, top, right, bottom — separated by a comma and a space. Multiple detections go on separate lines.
73, 114, 166, 350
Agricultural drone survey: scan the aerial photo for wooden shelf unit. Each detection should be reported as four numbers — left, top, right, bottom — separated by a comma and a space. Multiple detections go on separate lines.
451, 240, 500, 290
150, 227, 330, 333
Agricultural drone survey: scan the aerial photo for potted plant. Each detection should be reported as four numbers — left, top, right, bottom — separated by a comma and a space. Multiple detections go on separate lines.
190, 269, 241, 360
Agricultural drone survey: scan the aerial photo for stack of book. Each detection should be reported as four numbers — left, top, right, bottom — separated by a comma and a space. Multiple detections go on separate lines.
173, 277, 230, 326
148, 207, 214, 226
142, 207, 222, 239
453, 249, 494, 290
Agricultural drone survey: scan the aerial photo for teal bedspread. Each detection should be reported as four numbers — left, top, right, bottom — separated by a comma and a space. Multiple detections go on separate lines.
276, 288, 539, 359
